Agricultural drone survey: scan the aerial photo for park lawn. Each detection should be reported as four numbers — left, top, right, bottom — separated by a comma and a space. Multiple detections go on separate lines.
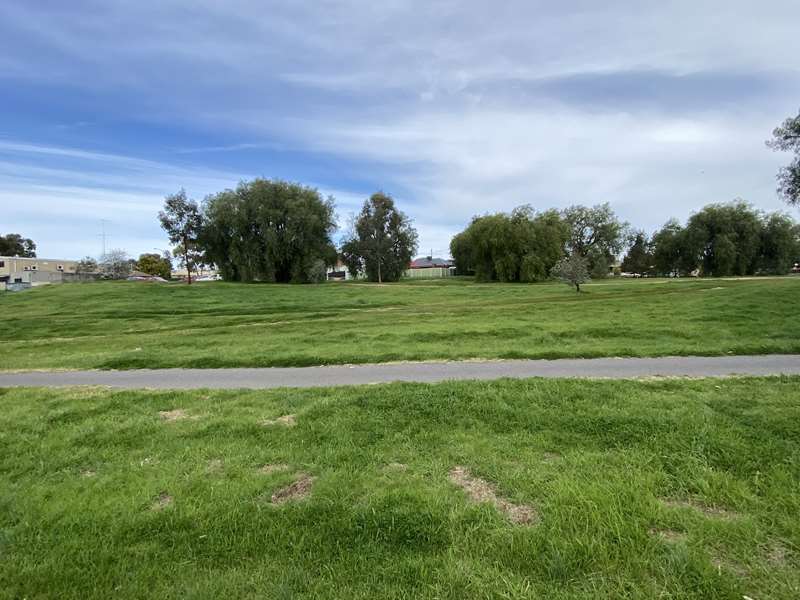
1, 277, 799, 370
1, 377, 799, 599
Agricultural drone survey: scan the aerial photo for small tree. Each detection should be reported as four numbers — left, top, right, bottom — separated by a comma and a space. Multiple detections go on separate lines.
100, 249, 132, 279
137, 252, 172, 279
75, 256, 99, 274
551, 254, 590, 292
159, 189, 202, 284
341, 192, 418, 283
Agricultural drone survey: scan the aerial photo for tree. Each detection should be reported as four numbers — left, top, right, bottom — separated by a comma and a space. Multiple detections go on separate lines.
137, 252, 172, 279
75, 256, 99, 274
0, 233, 36, 257
159, 189, 203, 284
99, 249, 132, 279
449, 206, 569, 282
759, 212, 800, 274
685, 201, 762, 276
201, 179, 337, 283
561, 203, 628, 277
767, 109, 800, 206
341, 192, 418, 283
621, 231, 653, 275
551, 254, 590, 292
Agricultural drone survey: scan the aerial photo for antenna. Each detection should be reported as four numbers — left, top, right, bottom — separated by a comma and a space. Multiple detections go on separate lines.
100, 219, 108, 257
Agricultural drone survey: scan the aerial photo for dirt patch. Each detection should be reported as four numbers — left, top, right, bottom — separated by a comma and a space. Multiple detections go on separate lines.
448, 466, 538, 525
649, 527, 687, 543
385, 462, 408, 471
80, 469, 97, 478
150, 492, 173, 511
767, 541, 789, 566
541, 452, 562, 463
207, 459, 224, 473
661, 497, 739, 519
158, 409, 196, 422
261, 414, 296, 427
271, 473, 314, 505
258, 463, 290, 475
710, 554, 747, 577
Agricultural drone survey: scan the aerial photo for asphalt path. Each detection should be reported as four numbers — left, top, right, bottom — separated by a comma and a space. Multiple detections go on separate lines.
1, 355, 798, 389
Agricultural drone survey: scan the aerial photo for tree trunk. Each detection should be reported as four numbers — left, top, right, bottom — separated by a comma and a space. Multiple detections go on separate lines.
377, 255, 382, 283
575, 282, 580, 293
184, 234, 192, 285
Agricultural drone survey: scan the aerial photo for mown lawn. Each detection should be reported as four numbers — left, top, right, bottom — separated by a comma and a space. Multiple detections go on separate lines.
1, 277, 799, 370
1, 377, 798, 598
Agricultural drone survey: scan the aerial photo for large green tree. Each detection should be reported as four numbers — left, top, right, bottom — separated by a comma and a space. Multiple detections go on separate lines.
759, 212, 800, 274
685, 201, 762, 277
621, 231, 653, 275
340, 192, 418, 282
159, 189, 203, 284
450, 206, 568, 283
201, 179, 337, 283
0, 233, 36, 257
767, 109, 800, 207
561, 203, 627, 277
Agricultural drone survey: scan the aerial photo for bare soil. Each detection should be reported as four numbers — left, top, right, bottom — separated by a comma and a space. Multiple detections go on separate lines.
271, 473, 314, 505
448, 466, 538, 525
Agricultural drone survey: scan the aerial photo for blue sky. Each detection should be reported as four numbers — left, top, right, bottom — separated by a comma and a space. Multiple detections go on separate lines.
2, 1, 799, 260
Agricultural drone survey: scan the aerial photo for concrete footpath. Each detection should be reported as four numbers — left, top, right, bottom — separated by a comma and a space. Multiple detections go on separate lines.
0, 355, 798, 389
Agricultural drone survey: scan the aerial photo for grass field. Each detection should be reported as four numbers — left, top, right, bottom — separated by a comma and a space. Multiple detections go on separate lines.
1, 377, 798, 598
1, 277, 799, 370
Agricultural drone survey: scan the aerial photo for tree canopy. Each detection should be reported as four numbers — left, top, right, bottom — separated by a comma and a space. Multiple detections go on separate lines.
201, 179, 337, 283
340, 192, 418, 282
561, 203, 628, 277
649, 202, 799, 276
767, 109, 800, 207
621, 231, 652, 275
137, 253, 172, 279
450, 206, 568, 282
0, 233, 36, 257
159, 189, 203, 284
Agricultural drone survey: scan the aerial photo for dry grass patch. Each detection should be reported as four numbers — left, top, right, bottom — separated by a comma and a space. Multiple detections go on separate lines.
660, 497, 739, 519
541, 452, 562, 463
271, 473, 314, 505
649, 527, 687, 543
150, 492, 173, 511
158, 409, 196, 422
710, 554, 747, 577
258, 463, 290, 475
261, 414, 296, 427
384, 462, 408, 471
80, 469, 96, 478
206, 459, 223, 473
448, 466, 538, 525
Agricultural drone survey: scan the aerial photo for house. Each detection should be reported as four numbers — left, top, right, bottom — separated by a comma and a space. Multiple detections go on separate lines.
327, 259, 355, 281
0, 256, 79, 286
404, 256, 456, 279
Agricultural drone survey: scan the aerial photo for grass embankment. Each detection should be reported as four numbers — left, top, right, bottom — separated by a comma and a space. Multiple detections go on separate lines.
1, 377, 798, 598
1, 277, 798, 370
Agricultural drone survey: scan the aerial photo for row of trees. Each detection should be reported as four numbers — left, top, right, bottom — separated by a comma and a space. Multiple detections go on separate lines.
623, 202, 799, 277
450, 203, 627, 282
159, 179, 419, 283
75, 250, 173, 280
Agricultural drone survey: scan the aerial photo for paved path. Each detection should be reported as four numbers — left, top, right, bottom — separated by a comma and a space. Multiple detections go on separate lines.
1, 355, 798, 389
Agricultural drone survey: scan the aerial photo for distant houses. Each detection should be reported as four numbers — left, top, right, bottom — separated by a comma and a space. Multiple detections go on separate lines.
405, 256, 455, 279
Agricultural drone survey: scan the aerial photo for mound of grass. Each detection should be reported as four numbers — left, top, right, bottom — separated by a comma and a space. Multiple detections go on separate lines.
1, 277, 799, 370
1, 377, 799, 598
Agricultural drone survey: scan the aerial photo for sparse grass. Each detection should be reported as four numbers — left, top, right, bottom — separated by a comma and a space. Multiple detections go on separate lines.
1, 277, 799, 370
1, 377, 799, 598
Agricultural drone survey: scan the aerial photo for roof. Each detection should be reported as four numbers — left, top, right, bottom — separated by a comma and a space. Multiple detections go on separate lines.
409, 257, 453, 269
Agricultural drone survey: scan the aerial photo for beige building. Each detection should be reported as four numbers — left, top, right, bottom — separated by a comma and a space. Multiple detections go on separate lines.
0, 256, 79, 286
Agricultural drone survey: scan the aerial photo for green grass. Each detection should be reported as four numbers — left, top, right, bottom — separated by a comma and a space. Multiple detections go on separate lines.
1, 277, 799, 370
1, 377, 798, 598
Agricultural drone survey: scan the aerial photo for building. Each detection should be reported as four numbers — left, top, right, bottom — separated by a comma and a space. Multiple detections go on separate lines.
0, 256, 79, 286
327, 259, 355, 281
405, 256, 456, 279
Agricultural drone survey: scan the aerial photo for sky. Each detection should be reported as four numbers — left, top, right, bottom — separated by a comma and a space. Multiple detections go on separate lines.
1, 1, 799, 260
